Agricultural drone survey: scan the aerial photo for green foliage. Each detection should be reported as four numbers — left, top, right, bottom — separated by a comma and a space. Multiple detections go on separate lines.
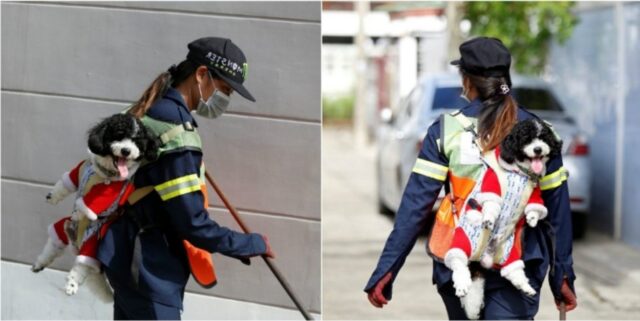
322, 94, 355, 121
463, 2, 578, 75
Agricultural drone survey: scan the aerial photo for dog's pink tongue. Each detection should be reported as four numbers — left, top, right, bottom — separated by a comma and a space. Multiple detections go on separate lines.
117, 158, 128, 178
532, 158, 543, 175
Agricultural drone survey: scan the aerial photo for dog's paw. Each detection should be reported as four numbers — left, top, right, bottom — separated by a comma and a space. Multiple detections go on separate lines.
452, 269, 472, 297
65, 277, 79, 296
31, 264, 44, 273
526, 212, 540, 227
46, 189, 66, 205
520, 283, 537, 297
46, 192, 59, 205
482, 218, 495, 230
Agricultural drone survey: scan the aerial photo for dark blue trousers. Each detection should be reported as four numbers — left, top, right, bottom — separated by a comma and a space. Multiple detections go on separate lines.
437, 277, 542, 320
112, 286, 181, 320
105, 268, 182, 320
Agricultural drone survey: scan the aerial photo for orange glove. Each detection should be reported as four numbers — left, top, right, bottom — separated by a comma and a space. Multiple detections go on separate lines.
367, 272, 393, 308
555, 279, 577, 312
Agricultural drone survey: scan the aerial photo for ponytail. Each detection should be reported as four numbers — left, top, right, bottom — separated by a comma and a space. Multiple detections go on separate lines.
462, 71, 518, 153
128, 71, 172, 118
128, 59, 198, 118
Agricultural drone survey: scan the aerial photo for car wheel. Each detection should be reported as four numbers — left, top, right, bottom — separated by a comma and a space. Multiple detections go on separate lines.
376, 156, 396, 216
378, 198, 395, 216
572, 212, 588, 240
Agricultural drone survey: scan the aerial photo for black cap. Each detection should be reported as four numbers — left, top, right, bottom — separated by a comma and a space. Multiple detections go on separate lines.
187, 37, 255, 102
451, 37, 512, 83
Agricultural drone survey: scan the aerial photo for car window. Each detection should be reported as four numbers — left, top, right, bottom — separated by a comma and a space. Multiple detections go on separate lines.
394, 86, 423, 128
432, 87, 469, 110
512, 88, 564, 111
431, 86, 564, 111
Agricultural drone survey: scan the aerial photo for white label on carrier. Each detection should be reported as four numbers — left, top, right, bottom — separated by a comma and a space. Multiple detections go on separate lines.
459, 131, 482, 165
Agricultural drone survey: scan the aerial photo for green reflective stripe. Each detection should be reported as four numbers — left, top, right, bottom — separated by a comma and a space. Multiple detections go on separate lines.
540, 167, 568, 190
158, 184, 202, 201
413, 158, 448, 181
156, 174, 199, 191
156, 178, 200, 197
155, 174, 201, 201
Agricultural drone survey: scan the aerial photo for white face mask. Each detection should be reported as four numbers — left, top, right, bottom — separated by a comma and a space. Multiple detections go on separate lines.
460, 84, 470, 103
196, 71, 230, 119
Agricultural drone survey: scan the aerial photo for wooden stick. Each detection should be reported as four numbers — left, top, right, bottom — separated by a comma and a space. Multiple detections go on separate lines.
559, 302, 567, 320
205, 171, 314, 320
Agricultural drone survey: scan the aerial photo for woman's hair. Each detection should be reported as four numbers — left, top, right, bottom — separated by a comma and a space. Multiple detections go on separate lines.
461, 69, 518, 153
128, 59, 204, 118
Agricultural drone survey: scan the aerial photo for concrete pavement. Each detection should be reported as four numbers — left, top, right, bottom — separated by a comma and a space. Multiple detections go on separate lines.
322, 126, 640, 320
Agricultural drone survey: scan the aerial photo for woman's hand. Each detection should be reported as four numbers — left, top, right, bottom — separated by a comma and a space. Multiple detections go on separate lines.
367, 272, 393, 308
262, 235, 275, 259
555, 279, 577, 312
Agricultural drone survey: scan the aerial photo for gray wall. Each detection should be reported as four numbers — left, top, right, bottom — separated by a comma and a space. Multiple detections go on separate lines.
1, 1, 320, 317
548, 2, 640, 248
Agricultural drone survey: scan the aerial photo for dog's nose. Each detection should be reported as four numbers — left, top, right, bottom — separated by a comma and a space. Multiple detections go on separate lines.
534, 147, 542, 155
121, 148, 130, 157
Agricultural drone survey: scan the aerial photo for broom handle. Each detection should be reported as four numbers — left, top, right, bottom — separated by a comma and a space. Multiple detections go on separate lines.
559, 302, 567, 320
204, 171, 314, 321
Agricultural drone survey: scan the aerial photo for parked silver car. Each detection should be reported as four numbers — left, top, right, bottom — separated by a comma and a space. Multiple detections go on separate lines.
376, 73, 590, 238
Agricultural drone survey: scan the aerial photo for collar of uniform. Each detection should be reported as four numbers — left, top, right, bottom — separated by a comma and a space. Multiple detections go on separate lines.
146, 87, 199, 127
459, 98, 483, 117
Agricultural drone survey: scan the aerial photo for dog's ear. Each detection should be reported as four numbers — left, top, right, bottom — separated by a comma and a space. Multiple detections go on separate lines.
138, 122, 159, 161
500, 132, 517, 164
542, 122, 563, 158
144, 136, 159, 161
87, 119, 108, 155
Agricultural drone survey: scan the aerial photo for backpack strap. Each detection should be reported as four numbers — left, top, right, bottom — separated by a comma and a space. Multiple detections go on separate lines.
127, 186, 155, 205
159, 121, 195, 145
450, 109, 478, 137
438, 113, 452, 196
441, 109, 479, 195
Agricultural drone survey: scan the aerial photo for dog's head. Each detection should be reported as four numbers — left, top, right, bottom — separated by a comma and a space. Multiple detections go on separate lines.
87, 113, 158, 180
500, 119, 562, 177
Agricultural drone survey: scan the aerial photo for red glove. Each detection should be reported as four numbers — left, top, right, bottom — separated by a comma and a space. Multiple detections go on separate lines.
262, 235, 275, 259
367, 272, 393, 308
555, 279, 577, 312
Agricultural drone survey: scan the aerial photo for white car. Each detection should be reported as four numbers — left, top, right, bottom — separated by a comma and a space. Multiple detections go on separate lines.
376, 73, 590, 238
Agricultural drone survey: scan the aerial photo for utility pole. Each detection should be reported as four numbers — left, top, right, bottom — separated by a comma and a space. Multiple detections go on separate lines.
446, 1, 464, 65
353, 1, 369, 147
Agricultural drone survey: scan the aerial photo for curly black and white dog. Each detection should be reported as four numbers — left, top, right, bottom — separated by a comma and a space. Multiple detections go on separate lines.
447, 118, 562, 320
86, 113, 158, 181
499, 118, 562, 177
34, 113, 157, 301
45, 113, 158, 206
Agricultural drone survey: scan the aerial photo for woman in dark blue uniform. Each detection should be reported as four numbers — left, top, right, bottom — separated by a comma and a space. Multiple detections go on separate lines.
365, 37, 577, 319
97, 37, 273, 320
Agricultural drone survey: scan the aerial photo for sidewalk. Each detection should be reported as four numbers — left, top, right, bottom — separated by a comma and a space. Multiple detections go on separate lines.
322, 126, 640, 320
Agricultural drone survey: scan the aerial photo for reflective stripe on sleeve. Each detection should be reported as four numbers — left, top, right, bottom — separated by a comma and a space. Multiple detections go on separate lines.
412, 158, 448, 181
155, 174, 202, 201
540, 167, 568, 191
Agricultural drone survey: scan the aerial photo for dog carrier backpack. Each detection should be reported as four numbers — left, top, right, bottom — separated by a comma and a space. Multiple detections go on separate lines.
427, 110, 485, 262
121, 114, 218, 289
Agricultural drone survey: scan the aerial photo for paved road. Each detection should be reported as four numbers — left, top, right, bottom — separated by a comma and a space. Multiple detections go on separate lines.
322, 126, 640, 320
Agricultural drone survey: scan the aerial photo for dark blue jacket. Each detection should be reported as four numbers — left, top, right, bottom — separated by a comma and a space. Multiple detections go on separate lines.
98, 87, 266, 308
364, 99, 575, 302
